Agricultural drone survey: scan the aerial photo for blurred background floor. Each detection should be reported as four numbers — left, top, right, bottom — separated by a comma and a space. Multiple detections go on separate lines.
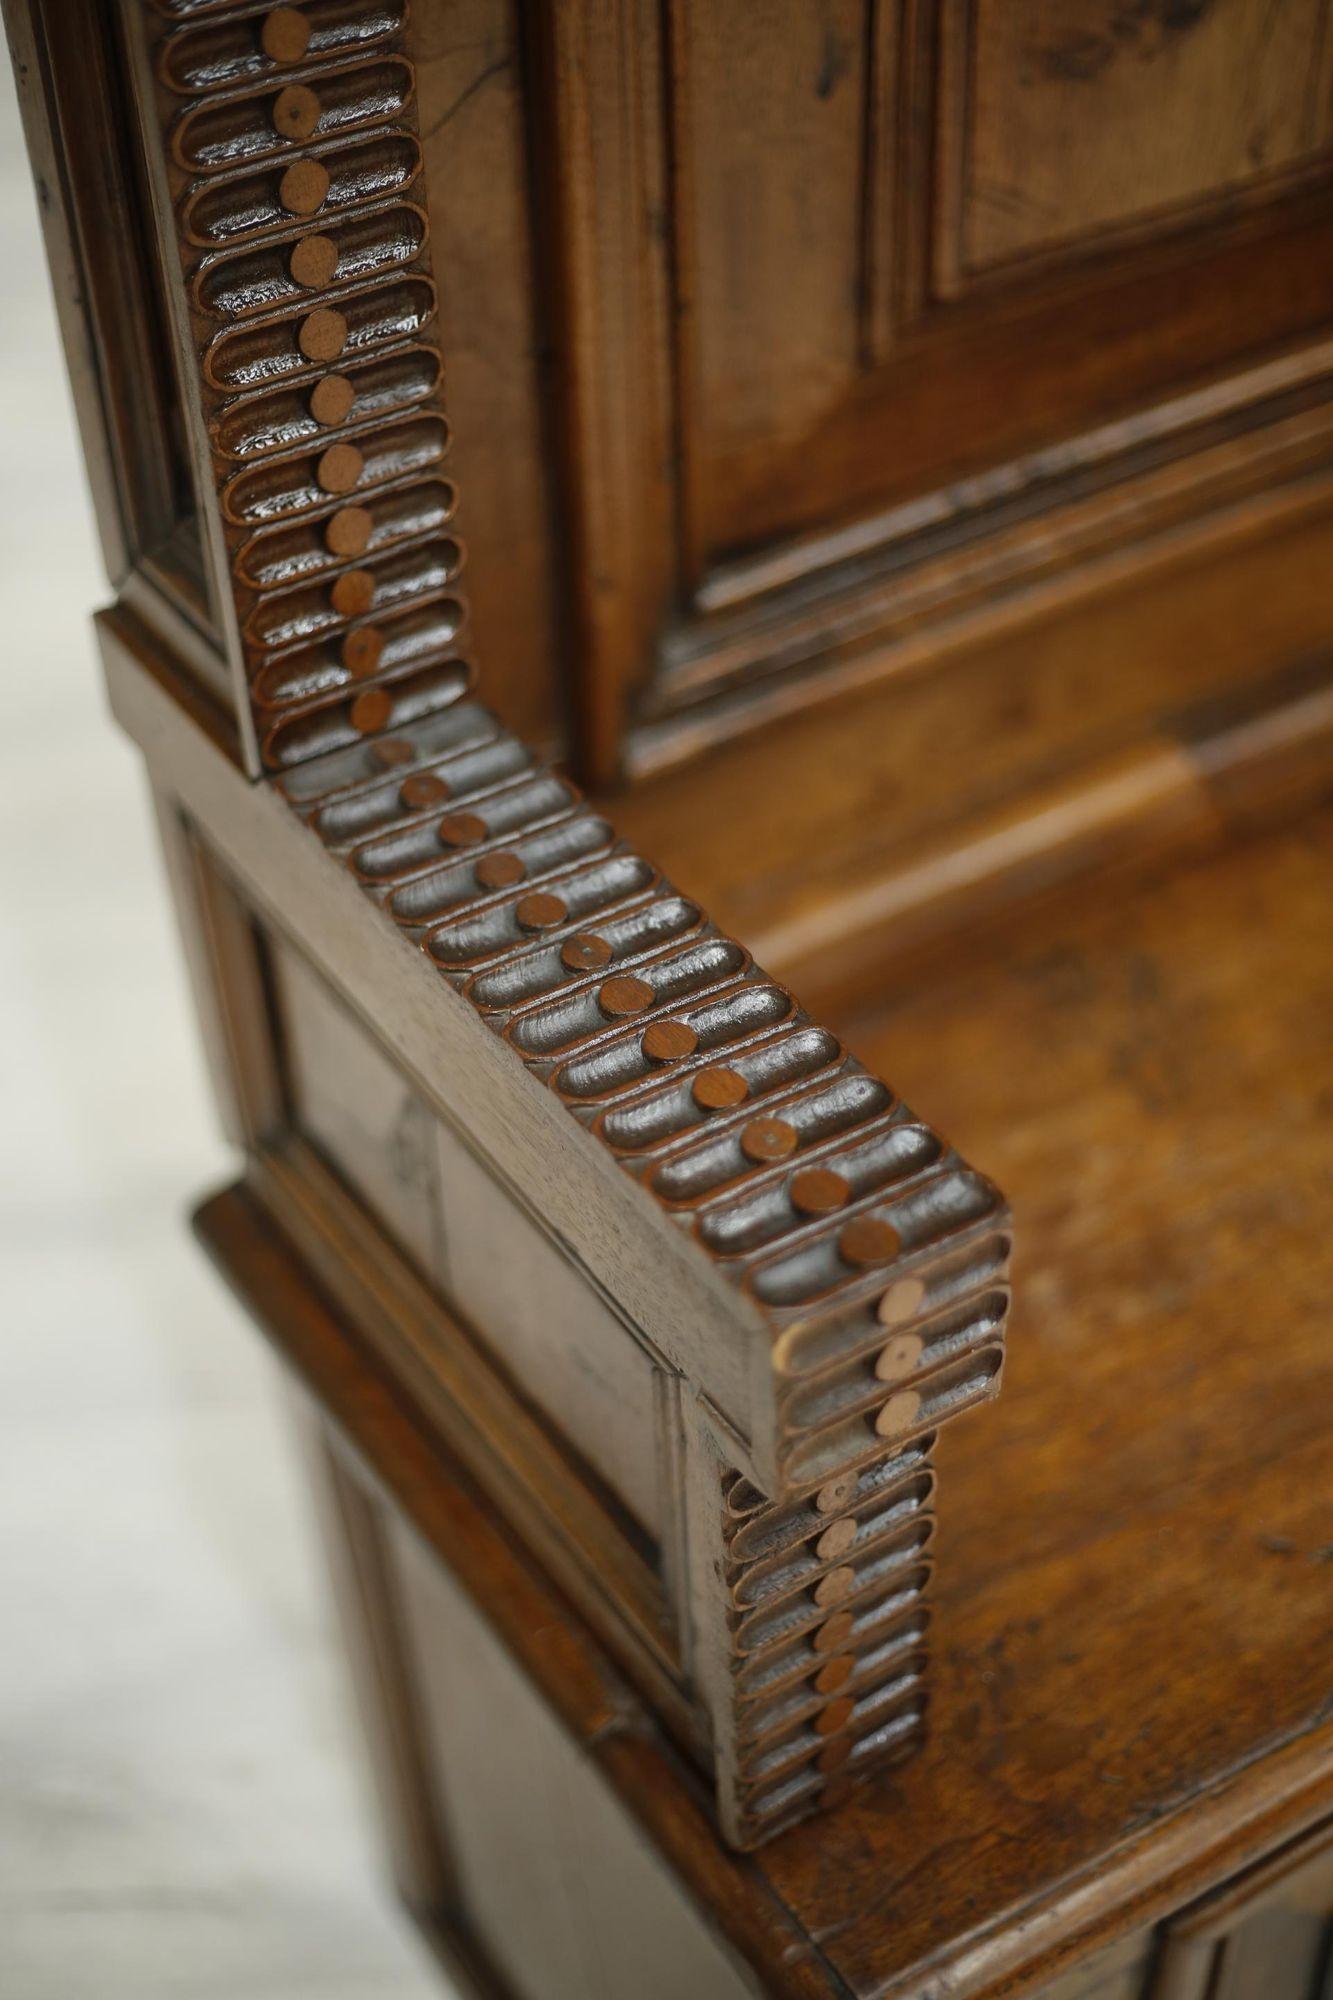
0, 59, 447, 2000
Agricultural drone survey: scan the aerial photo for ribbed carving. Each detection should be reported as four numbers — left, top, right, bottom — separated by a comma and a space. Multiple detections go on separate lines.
283, 710, 1010, 1461
717, 1445, 934, 1840
139, 0, 1011, 1848
147, 0, 471, 770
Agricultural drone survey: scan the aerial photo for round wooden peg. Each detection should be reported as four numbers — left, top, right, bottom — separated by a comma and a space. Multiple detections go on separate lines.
839, 1214, 902, 1267
642, 1019, 697, 1063
813, 1566, 856, 1609
813, 1472, 857, 1515
814, 1697, 855, 1737
278, 158, 329, 217
814, 1654, 855, 1696
298, 306, 347, 363
261, 8, 311, 62
349, 687, 391, 735
875, 1332, 924, 1383
790, 1167, 851, 1217
740, 1115, 797, 1164
561, 934, 613, 973
325, 505, 372, 556
330, 566, 375, 617
341, 625, 384, 677
877, 1275, 926, 1325
598, 974, 653, 1017
289, 232, 338, 289
400, 771, 450, 810
475, 851, 526, 890
515, 892, 567, 931
437, 811, 488, 849
273, 83, 321, 140
309, 372, 355, 427
815, 1517, 857, 1563
875, 1389, 923, 1439
316, 442, 363, 494
812, 1611, 855, 1654
692, 1066, 748, 1111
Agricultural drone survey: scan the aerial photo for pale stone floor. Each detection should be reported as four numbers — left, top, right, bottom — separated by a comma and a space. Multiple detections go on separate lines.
0, 63, 449, 2000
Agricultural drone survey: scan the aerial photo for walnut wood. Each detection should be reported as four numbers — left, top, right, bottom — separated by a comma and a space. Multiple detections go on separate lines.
93, 0, 1013, 1848
11, 0, 1333, 1987
194, 795, 1333, 2000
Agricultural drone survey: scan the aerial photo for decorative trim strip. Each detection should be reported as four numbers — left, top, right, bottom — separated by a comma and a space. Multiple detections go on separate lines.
146, 0, 470, 771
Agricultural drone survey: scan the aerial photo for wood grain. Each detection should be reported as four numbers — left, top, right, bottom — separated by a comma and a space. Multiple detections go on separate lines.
196, 799, 1333, 1993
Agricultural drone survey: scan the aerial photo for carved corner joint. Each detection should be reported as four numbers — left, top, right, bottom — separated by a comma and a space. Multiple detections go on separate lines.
138, 0, 1010, 1849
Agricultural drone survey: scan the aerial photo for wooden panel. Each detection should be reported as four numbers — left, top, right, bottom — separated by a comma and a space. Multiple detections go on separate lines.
1034, 1928, 1152, 2000
263, 925, 676, 1615
500, 0, 1333, 894
431, 1116, 670, 1541
202, 869, 681, 1696
390, 1513, 763, 2000
948, 0, 1333, 282
269, 930, 445, 1278
1151, 1819, 1333, 1999
671, 20, 1333, 565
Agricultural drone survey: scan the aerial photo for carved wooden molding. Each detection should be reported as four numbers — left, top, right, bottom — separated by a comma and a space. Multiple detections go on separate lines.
136, 0, 1009, 1848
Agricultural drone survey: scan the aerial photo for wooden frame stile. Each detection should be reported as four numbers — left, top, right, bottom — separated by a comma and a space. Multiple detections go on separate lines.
3, 0, 246, 719
520, 0, 678, 786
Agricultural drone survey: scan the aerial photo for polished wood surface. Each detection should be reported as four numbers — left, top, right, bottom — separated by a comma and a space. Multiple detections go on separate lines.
9, 0, 1333, 1989
416, 0, 1333, 1005
69, 0, 1018, 1847
195, 799, 1333, 1997
15, 0, 1333, 986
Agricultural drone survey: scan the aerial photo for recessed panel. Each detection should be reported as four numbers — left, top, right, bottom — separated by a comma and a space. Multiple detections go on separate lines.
949, 0, 1333, 281
270, 932, 442, 1276
267, 928, 668, 1547
431, 1122, 667, 1543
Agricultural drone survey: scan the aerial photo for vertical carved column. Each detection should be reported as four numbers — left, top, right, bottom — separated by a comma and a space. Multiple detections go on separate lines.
134, 0, 471, 772
127, 0, 1011, 1851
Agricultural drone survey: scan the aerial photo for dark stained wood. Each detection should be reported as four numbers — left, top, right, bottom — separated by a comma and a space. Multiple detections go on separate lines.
14, 0, 1333, 986
235, 785, 1332, 1978
396, 0, 1333, 971
194, 771, 1333, 2000
1151, 1819, 1333, 2000
12, 0, 1333, 1987
104, 570, 1002, 1847
194, 1182, 841, 2000
413, 0, 565, 756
